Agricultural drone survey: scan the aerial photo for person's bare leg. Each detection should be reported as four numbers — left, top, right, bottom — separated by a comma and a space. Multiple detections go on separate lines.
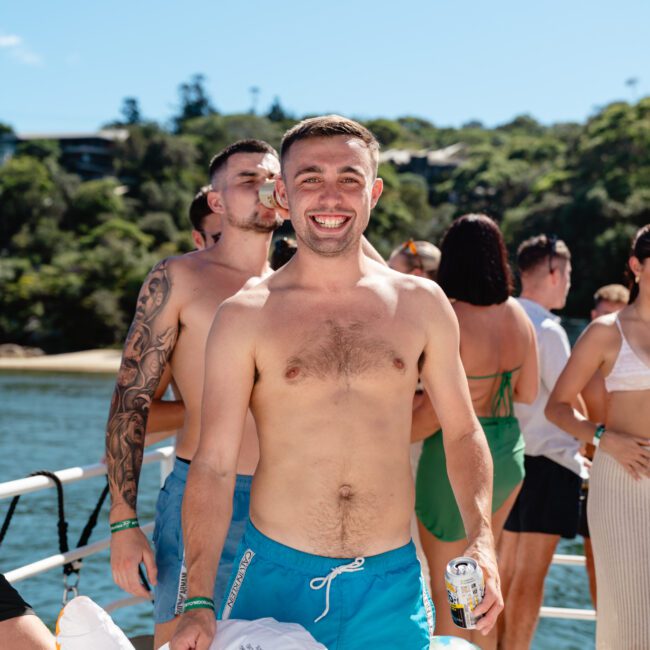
496, 530, 518, 648
154, 617, 180, 650
417, 519, 470, 641
504, 532, 559, 650
583, 536, 597, 608
469, 484, 521, 650
0, 614, 54, 650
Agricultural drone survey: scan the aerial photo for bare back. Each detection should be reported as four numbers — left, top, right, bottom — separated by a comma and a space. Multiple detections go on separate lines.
453, 298, 537, 417
169, 251, 262, 470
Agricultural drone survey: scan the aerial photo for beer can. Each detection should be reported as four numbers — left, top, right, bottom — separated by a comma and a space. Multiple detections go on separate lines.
445, 556, 485, 629
259, 179, 280, 209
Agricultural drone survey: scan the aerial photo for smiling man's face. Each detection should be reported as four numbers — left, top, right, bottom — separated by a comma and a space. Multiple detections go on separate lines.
277, 135, 383, 257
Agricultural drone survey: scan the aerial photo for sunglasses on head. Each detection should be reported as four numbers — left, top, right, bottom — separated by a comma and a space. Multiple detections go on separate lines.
401, 239, 423, 271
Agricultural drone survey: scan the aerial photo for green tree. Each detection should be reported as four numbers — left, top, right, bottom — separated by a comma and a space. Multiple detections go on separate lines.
120, 97, 142, 125
0, 155, 65, 248
174, 74, 217, 132
14, 139, 60, 163
64, 178, 127, 231
267, 97, 292, 123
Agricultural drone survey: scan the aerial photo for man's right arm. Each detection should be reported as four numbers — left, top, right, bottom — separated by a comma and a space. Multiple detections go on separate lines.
171, 300, 257, 650
418, 285, 502, 635
105, 258, 180, 596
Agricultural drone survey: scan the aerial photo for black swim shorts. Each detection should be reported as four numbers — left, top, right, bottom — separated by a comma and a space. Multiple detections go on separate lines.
504, 454, 582, 539
0, 574, 34, 622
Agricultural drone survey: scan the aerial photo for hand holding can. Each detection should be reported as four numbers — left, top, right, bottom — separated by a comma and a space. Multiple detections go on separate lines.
445, 557, 485, 629
455, 539, 504, 635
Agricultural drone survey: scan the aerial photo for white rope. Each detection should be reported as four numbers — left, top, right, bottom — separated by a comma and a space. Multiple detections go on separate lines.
309, 557, 365, 622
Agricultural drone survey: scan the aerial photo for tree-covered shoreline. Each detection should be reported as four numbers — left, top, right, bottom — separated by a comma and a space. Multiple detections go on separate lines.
1, 79, 649, 352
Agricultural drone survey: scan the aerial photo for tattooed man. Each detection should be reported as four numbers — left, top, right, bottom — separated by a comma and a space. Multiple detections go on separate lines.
171, 117, 503, 650
105, 139, 282, 649
144, 185, 222, 446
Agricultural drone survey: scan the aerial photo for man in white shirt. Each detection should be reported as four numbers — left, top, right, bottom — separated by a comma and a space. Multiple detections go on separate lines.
499, 235, 588, 648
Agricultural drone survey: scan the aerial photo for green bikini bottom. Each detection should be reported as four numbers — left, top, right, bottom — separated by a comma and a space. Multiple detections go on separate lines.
415, 416, 525, 542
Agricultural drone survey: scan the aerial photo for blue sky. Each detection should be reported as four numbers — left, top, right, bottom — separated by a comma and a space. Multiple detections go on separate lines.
2, 0, 648, 133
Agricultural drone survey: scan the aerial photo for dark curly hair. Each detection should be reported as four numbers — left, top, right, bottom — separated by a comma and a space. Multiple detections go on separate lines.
437, 214, 514, 305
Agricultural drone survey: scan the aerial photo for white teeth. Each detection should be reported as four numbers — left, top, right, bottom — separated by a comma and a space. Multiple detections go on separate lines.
313, 216, 347, 228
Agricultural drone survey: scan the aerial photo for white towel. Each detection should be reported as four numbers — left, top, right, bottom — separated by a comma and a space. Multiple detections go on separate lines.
55, 596, 134, 649
158, 617, 326, 649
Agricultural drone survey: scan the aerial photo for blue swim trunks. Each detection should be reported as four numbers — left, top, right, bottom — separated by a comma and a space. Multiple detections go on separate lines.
219, 521, 434, 649
153, 458, 251, 623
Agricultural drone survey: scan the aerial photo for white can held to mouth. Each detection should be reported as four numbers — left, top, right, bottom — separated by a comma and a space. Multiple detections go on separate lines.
259, 179, 280, 209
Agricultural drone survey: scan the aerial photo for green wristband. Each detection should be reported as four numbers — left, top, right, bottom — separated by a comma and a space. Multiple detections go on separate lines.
593, 423, 606, 448
110, 518, 139, 534
184, 597, 215, 613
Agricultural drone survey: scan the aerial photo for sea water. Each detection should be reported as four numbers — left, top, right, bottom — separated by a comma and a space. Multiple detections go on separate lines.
0, 370, 595, 648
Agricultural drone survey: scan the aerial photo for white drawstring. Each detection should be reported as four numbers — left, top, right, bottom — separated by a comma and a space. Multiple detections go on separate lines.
309, 557, 365, 622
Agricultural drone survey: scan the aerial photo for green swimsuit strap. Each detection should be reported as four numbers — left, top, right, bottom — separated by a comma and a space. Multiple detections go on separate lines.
466, 366, 522, 418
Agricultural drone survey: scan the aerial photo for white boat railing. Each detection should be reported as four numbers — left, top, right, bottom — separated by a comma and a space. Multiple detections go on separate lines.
2, 446, 174, 613
1, 446, 595, 621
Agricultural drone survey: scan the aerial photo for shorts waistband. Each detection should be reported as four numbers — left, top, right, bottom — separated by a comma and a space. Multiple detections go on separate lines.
171, 458, 252, 491
241, 520, 416, 575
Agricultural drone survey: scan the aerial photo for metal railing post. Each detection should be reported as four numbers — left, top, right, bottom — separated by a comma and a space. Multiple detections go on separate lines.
160, 453, 174, 486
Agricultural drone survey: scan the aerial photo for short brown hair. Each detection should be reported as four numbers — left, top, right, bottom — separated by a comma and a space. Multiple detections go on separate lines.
593, 283, 629, 307
208, 139, 278, 187
188, 185, 212, 231
517, 234, 571, 274
280, 115, 380, 175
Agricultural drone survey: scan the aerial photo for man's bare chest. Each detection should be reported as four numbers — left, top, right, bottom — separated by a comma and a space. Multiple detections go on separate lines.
257, 311, 423, 385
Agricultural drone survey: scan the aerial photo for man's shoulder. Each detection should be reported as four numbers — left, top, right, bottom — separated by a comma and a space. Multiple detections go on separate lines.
517, 298, 563, 333
159, 249, 235, 291
221, 279, 270, 313
379, 265, 444, 301
147, 251, 198, 281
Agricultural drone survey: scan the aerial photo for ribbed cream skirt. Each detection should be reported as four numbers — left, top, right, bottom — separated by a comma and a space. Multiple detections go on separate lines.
588, 450, 650, 649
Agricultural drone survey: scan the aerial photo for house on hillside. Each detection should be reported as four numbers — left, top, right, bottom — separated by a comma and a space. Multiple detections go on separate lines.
379, 143, 467, 182
380, 143, 468, 204
0, 129, 128, 180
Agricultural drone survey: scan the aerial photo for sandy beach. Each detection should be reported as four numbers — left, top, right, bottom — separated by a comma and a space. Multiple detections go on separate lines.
0, 349, 121, 374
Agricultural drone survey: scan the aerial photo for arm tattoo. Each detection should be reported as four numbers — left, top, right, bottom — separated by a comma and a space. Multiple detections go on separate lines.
105, 260, 178, 511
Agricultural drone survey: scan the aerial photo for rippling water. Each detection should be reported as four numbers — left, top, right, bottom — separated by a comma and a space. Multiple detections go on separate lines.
0, 370, 595, 648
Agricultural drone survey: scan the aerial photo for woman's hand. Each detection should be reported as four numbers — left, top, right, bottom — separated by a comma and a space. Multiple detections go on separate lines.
600, 429, 650, 480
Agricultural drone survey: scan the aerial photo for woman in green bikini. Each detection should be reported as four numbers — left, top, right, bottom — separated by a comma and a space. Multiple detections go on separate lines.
412, 214, 539, 648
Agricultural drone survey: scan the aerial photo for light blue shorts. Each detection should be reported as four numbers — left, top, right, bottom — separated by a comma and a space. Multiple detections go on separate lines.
219, 521, 434, 649
153, 458, 251, 624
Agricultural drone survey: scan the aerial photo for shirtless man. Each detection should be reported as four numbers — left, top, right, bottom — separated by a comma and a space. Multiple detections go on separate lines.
171, 116, 502, 650
105, 139, 283, 649
145, 185, 223, 444
189, 185, 222, 250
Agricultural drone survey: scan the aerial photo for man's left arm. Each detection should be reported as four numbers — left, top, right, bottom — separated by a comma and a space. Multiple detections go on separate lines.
418, 286, 502, 635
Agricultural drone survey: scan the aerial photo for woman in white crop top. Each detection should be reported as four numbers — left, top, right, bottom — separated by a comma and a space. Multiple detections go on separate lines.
546, 224, 650, 650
